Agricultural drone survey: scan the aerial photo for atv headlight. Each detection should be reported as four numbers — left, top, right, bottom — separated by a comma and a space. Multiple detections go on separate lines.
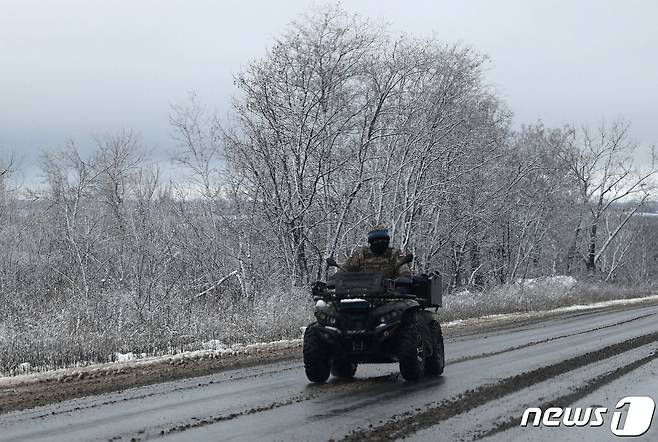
379, 310, 402, 324
315, 312, 338, 326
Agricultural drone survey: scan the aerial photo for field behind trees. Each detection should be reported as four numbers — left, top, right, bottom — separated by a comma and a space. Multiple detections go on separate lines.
1, 7, 657, 374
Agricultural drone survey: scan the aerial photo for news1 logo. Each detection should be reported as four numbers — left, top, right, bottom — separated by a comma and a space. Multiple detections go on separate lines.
521, 396, 656, 437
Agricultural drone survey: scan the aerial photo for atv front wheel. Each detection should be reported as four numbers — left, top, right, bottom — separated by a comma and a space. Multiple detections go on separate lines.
303, 325, 331, 383
331, 357, 357, 379
425, 320, 445, 376
397, 312, 426, 381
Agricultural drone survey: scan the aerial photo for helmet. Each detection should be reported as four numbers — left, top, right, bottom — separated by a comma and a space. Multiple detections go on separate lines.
367, 225, 390, 241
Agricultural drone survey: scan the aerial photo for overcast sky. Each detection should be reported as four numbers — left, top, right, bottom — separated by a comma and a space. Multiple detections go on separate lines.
2, 0, 657, 182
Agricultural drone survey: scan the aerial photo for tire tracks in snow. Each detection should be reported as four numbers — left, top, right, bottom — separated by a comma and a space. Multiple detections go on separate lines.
470, 348, 658, 440
447, 312, 655, 365
112, 374, 400, 441
19, 362, 303, 421
338, 331, 658, 441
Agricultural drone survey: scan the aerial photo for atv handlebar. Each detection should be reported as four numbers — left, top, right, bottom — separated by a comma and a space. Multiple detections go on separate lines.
312, 293, 417, 302
311, 278, 418, 301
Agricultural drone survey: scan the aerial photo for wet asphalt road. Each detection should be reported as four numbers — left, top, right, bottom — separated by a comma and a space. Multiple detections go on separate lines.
2, 302, 658, 442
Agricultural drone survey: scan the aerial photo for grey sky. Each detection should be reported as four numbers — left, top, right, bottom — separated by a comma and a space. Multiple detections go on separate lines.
2, 0, 657, 182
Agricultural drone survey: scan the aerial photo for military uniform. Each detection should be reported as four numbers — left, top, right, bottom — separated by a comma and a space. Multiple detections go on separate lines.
343, 245, 411, 278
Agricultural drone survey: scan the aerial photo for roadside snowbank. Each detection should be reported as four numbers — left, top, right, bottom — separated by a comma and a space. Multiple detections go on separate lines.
440, 278, 657, 324
0, 339, 302, 387
442, 293, 658, 328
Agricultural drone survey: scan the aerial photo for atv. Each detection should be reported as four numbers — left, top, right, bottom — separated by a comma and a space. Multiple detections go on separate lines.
303, 255, 445, 382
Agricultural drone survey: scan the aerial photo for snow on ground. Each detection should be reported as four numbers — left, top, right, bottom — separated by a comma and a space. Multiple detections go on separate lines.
515, 275, 578, 289
2, 293, 658, 385
113, 352, 147, 362
442, 294, 658, 328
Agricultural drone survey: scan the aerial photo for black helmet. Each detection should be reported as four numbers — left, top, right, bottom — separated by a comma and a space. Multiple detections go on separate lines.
367, 225, 390, 242
368, 225, 390, 255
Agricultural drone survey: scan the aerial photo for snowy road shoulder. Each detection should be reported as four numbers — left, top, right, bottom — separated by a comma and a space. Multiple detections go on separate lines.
441, 293, 658, 330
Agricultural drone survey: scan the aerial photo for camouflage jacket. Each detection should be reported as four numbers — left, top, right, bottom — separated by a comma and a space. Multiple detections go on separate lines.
342, 246, 411, 278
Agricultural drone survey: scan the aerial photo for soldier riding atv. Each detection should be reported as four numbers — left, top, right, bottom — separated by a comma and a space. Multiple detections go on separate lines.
303, 226, 445, 382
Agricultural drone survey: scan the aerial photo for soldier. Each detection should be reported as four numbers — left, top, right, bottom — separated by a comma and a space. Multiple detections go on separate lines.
342, 225, 411, 278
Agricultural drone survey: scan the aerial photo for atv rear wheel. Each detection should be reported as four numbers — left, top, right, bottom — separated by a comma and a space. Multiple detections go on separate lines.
397, 312, 426, 381
303, 325, 330, 383
331, 357, 357, 379
425, 320, 445, 376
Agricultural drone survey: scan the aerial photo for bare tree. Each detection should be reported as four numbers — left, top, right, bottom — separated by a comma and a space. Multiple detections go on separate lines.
0, 151, 14, 179
0, 150, 16, 218
40, 142, 103, 302
224, 6, 383, 284
561, 120, 656, 273
221, 7, 513, 288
